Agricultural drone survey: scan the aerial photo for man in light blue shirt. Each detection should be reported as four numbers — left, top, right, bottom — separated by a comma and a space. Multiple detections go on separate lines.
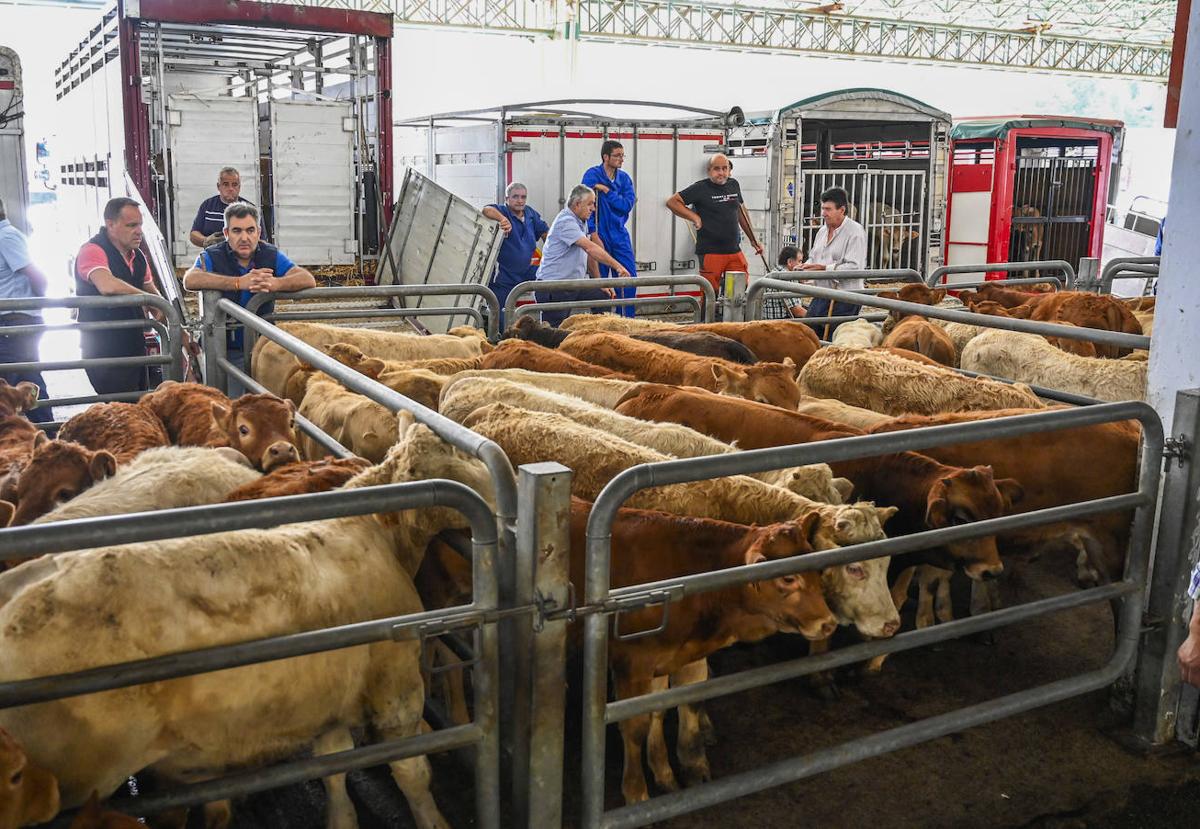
0, 198, 51, 422
535, 184, 629, 326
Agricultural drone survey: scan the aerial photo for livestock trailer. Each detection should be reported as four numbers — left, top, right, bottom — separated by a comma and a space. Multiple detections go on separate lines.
52, 0, 393, 272
727, 88, 951, 275
943, 115, 1124, 283
0, 46, 29, 234
394, 100, 743, 288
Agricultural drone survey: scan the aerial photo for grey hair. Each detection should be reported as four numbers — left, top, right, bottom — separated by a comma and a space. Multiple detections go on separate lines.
567, 184, 595, 209
224, 202, 260, 226
218, 166, 241, 180
505, 182, 528, 197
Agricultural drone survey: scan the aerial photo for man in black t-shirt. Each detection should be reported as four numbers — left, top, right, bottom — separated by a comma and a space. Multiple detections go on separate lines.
667, 153, 762, 291
189, 166, 254, 248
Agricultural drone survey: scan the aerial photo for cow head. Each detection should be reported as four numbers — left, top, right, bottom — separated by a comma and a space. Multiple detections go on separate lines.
0, 380, 40, 418
211, 393, 299, 473
503, 315, 569, 349
924, 464, 1023, 580
324, 342, 385, 379
711, 358, 801, 409
877, 285, 945, 321
966, 299, 1014, 318
741, 514, 837, 641
821, 556, 900, 639
0, 728, 60, 829
9, 436, 117, 527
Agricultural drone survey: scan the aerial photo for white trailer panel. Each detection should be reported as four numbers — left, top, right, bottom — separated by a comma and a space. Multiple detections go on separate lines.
269, 100, 356, 267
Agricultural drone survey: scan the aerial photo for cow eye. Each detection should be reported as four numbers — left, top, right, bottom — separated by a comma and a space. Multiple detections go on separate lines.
846, 563, 866, 579
238, 425, 250, 436
778, 574, 799, 588
952, 510, 973, 525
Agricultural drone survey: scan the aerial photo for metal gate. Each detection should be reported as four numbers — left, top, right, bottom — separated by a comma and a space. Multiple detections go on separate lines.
1009, 143, 1098, 267
799, 169, 927, 271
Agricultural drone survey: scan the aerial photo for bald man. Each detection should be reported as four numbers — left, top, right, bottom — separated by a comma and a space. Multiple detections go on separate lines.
667, 153, 762, 292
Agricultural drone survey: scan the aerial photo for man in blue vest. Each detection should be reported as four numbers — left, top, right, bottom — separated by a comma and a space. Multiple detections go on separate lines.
183, 202, 314, 396
481, 182, 549, 326
582, 140, 637, 317
73, 197, 166, 396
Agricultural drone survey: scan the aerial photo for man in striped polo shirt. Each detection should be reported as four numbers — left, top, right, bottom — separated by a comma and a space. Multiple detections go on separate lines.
189, 167, 254, 249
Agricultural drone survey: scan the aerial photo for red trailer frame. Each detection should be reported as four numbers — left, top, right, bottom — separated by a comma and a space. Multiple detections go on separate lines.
944, 115, 1123, 281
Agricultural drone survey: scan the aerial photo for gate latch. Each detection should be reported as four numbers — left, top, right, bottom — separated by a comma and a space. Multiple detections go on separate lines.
1164, 436, 1192, 470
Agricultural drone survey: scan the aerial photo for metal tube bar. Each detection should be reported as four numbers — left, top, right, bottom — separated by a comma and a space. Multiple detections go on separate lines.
952, 366, 1104, 406
927, 260, 1076, 288
31, 391, 148, 409
0, 355, 169, 373
0, 319, 168, 337
756, 268, 922, 285
1100, 256, 1159, 292
607, 580, 1135, 723
109, 725, 481, 816
266, 306, 485, 327
749, 280, 1150, 350
513, 296, 702, 322
504, 276, 716, 324
218, 358, 355, 460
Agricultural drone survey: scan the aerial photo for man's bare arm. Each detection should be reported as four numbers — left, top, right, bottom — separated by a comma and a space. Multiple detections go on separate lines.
666, 193, 702, 229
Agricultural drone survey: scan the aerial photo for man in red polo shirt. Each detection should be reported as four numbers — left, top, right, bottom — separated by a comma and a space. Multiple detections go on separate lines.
74, 197, 164, 395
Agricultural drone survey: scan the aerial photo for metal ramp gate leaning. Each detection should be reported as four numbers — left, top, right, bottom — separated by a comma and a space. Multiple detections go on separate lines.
800, 169, 926, 271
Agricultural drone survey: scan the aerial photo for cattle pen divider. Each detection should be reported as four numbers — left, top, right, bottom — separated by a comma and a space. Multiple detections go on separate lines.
927, 260, 1078, 288
571, 402, 1163, 829
504, 276, 716, 326
0, 480, 502, 826
1097, 256, 1160, 295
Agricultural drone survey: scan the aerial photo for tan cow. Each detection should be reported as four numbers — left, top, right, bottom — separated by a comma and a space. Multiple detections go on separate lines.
479, 339, 634, 379
441, 369, 639, 409
798, 346, 1044, 415
558, 331, 802, 408
0, 414, 493, 829
882, 316, 957, 367
440, 378, 851, 503
795, 397, 893, 430
830, 319, 883, 349
297, 375, 398, 462
0, 727, 59, 829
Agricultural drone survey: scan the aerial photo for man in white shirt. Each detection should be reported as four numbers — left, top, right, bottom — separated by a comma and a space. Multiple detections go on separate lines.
801, 186, 867, 338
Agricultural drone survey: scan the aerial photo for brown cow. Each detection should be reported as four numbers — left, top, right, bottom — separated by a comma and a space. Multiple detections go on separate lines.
870, 410, 1140, 585
0, 726, 59, 829
1025, 292, 1143, 358
875, 284, 945, 308
956, 283, 1049, 310
881, 316, 957, 367
569, 498, 834, 804
5, 438, 117, 528
68, 793, 144, 829
57, 403, 170, 463
965, 299, 1100, 358
559, 331, 802, 408
560, 315, 820, 366
323, 343, 482, 379
139, 382, 298, 471
480, 339, 634, 379
0, 379, 39, 419
615, 383, 1021, 578
222, 457, 370, 503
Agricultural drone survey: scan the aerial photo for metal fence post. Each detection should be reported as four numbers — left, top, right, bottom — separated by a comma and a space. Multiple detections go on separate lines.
1133, 388, 1200, 746
723, 271, 748, 322
1076, 256, 1099, 291
516, 462, 573, 829
199, 290, 228, 393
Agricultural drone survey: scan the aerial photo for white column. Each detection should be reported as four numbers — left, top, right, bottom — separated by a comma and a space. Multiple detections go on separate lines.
1147, 1, 1200, 434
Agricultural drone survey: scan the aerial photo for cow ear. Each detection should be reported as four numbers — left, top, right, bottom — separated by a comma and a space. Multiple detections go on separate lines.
710, 363, 732, 388
924, 480, 951, 527
32, 430, 50, 451
90, 450, 117, 481
396, 409, 417, 439
877, 505, 900, 525
362, 358, 386, 378
211, 401, 232, 428
832, 477, 855, 502
931, 289, 946, 304
743, 543, 768, 567
996, 478, 1024, 509
799, 511, 822, 548
286, 398, 298, 415
0, 499, 13, 529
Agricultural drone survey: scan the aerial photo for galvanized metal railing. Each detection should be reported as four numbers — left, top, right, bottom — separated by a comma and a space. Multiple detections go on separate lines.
927, 260, 1077, 288
1097, 257, 1159, 295
0, 480, 501, 826
748, 268, 921, 327
504, 276, 716, 326
577, 403, 1162, 828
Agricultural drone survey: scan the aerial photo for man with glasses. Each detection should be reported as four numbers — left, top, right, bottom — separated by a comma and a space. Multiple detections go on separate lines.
582, 140, 637, 316
482, 183, 550, 325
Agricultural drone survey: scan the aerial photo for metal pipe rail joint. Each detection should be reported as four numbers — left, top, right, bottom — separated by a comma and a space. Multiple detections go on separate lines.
0, 480, 503, 827
927, 260, 1077, 289
504, 276, 717, 326
1098, 257, 1159, 295
578, 402, 1163, 829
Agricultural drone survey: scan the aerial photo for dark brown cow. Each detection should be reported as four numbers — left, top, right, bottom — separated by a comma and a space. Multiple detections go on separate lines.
870, 410, 1140, 584
615, 383, 1022, 579
58, 403, 170, 464
222, 457, 369, 502
139, 382, 299, 471
479, 339, 635, 379
505, 315, 760, 363
568, 498, 834, 804
6, 438, 117, 528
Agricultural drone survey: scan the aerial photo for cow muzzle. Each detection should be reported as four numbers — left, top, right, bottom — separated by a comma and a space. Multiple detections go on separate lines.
964, 560, 1004, 581
262, 440, 300, 472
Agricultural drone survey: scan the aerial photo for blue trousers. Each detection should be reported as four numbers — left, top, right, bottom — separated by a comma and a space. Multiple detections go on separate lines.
535, 286, 612, 328
806, 298, 862, 340
599, 240, 637, 318
0, 313, 51, 423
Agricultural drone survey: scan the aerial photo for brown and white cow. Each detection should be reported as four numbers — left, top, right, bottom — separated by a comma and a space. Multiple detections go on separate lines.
223, 457, 370, 503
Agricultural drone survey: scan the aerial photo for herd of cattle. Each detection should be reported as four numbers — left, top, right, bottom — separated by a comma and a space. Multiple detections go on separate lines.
0, 279, 1150, 828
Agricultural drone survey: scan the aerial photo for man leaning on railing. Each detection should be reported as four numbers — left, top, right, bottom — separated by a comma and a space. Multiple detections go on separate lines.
1178, 560, 1200, 689
183, 203, 314, 396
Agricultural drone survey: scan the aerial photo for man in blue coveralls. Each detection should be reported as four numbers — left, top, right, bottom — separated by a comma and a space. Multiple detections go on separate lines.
183, 203, 314, 396
482, 182, 549, 326
582, 140, 637, 317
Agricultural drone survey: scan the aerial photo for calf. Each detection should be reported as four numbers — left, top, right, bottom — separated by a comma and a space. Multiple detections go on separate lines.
630, 331, 757, 364
139, 382, 299, 471
831, 319, 883, 349
324, 342, 481, 378
569, 499, 834, 804
1025, 292, 1143, 358
0, 379, 39, 418
288, 353, 447, 412
956, 282, 1049, 310
298, 376, 398, 462
0, 727, 59, 829
615, 384, 1020, 579
223, 457, 369, 502
881, 316, 957, 367
1013, 204, 1044, 266
440, 369, 639, 409
58, 402, 170, 463
558, 331, 802, 408
6, 438, 117, 529
480, 338, 634, 379
863, 202, 919, 268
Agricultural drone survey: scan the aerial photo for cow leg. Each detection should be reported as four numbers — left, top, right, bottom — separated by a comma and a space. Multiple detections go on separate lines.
864, 566, 918, 674
672, 660, 712, 787
1070, 532, 1102, 587
933, 569, 954, 624
807, 636, 839, 699
314, 728, 359, 829
644, 676, 680, 793
614, 673, 654, 805
916, 566, 953, 629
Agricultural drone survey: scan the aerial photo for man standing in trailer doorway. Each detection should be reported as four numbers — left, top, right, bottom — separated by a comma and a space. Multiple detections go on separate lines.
582, 140, 637, 317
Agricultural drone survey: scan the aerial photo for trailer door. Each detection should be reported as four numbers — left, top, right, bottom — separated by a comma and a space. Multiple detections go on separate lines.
166, 95, 260, 267
270, 100, 356, 266
944, 141, 996, 282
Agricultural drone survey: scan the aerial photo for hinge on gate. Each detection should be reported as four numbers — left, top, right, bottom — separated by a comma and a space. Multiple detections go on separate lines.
1163, 436, 1192, 470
